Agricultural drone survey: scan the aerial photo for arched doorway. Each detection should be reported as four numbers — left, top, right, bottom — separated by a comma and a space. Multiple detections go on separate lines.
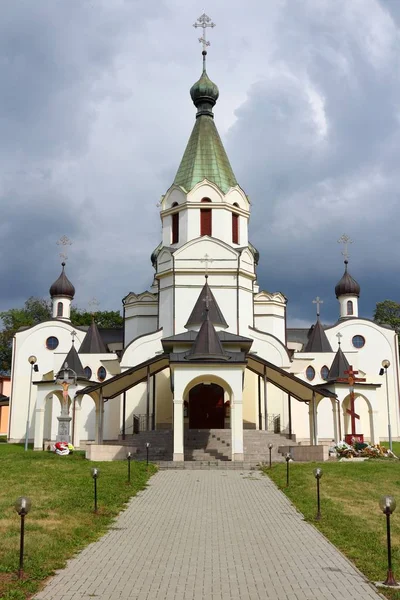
189, 383, 225, 429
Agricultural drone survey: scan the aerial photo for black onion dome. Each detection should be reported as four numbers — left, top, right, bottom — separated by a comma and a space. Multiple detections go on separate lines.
335, 261, 360, 298
49, 263, 75, 299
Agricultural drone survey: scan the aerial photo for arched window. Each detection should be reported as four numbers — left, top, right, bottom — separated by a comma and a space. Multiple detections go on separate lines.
97, 366, 107, 381
171, 202, 179, 244
306, 366, 315, 381
200, 198, 212, 236
232, 203, 239, 244
84, 366, 92, 379
57, 302, 63, 317
321, 366, 329, 381
347, 300, 353, 315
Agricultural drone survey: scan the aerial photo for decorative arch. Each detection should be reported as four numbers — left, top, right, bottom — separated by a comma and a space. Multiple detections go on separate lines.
182, 373, 233, 402
341, 393, 376, 444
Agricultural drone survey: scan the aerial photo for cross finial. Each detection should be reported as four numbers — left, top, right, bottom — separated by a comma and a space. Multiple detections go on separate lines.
57, 235, 72, 263
312, 296, 323, 318
201, 253, 213, 276
71, 330, 77, 344
336, 332, 343, 346
338, 234, 353, 263
202, 292, 212, 312
193, 12, 216, 56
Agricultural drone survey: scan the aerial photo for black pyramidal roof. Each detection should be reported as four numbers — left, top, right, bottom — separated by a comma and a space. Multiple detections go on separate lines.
328, 346, 350, 381
49, 262, 75, 299
304, 319, 333, 353
187, 311, 229, 361
62, 343, 86, 379
185, 277, 228, 330
335, 261, 360, 298
79, 320, 107, 354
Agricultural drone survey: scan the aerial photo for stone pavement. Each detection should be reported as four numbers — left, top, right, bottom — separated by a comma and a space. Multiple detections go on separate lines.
34, 470, 384, 600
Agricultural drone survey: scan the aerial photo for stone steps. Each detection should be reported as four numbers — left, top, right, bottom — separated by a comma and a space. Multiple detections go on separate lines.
112, 429, 298, 462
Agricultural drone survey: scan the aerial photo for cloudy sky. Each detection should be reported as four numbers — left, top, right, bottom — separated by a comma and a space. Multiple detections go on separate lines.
1, 0, 400, 327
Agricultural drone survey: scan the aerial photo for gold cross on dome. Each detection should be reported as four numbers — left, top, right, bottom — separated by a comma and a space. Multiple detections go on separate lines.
193, 12, 216, 52
338, 234, 353, 261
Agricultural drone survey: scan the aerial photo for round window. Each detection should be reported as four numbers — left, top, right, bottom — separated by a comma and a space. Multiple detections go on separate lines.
352, 335, 365, 349
46, 336, 59, 350
306, 366, 315, 381
321, 366, 329, 381
84, 367, 92, 379
97, 366, 107, 381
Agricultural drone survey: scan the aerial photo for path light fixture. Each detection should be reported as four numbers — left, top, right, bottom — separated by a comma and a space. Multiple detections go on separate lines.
146, 442, 150, 466
379, 495, 398, 587
380, 360, 392, 452
313, 468, 323, 521
14, 496, 32, 579
127, 452, 132, 484
91, 468, 100, 513
268, 443, 273, 469
285, 453, 291, 487
25, 356, 38, 451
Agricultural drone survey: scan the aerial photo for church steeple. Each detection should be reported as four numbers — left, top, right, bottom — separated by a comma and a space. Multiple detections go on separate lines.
173, 15, 237, 194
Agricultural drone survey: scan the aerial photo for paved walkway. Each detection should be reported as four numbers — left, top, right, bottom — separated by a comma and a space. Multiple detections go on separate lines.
35, 470, 384, 600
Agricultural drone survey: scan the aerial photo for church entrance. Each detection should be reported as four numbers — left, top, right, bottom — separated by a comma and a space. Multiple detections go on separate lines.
188, 383, 225, 429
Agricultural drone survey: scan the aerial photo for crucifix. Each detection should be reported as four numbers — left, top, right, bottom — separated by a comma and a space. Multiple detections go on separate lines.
336, 332, 343, 346
89, 297, 100, 320
201, 253, 213, 277
57, 235, 72, 263
193, 12, 216, 52
337, 365, 366, 438
312, 296, 323, 318
338, 234, 353, 262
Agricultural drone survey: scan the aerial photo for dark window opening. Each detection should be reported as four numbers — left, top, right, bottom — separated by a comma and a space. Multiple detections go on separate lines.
57, 302, 63, 317
232, 213, 239, 244
347, 300, 353, 315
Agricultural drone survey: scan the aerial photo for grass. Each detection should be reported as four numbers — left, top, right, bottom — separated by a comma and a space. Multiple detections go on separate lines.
264, 454, 400, 600
0, 443, 156, 600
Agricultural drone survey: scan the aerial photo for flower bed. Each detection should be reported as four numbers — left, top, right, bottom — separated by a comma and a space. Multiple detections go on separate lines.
335, 440, 397, 459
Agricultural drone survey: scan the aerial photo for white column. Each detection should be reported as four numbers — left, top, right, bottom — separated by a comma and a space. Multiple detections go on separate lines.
313, 394, 318, 445
231, 396, 244, 461
99, 391, 104, 445
95, 398, 100, 444
371, 410, 379, 445
308, 403, 315, 445
173, 397, 184, 461
34, 408, 45, 451
331, 400, 339, 444
73, 402, 81, 448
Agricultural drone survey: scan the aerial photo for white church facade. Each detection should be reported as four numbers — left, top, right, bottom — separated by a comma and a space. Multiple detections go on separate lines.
6, 49, 400, 461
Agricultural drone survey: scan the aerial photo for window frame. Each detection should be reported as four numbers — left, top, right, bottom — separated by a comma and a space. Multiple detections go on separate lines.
352, 335, 365, 349
200, 198, 212, 237
57, 302, 63, 317
46, 336, 59, 351
97, 366, 107, 381
84, 366, 92, 379
306, 365, 315, 381
347, 300, 354, 316
320, 365, 329, 381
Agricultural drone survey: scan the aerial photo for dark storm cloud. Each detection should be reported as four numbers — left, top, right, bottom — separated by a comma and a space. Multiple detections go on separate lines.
1, 0, 400, 328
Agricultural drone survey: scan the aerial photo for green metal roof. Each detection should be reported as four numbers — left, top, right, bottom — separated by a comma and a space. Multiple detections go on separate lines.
173, 113, 238, 194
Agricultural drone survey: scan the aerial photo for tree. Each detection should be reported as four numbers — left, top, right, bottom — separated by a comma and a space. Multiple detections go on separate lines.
70, 308, 123, 328
373, 300, 400, 334
0, 297, 123, 372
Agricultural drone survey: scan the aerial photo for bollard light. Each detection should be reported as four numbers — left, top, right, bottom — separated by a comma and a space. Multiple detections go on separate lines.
91, 468, 100, 513
127, 451, 132, 484
268, 443, 273, 469
313, 468, 323, 520
379, 495, 398, 587
146, 442, 150, 466
285, 453, 291, 487
14, 496, 32, 579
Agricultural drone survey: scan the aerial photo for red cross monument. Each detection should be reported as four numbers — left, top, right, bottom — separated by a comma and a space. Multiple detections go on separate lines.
337, 365, 366, 444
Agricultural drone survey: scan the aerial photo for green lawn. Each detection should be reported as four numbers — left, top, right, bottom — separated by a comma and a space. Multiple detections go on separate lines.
265, 457, 400, 600
0, 443, 156, 600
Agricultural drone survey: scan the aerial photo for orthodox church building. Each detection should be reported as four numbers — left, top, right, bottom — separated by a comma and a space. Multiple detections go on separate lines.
7, 48, 400, 461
